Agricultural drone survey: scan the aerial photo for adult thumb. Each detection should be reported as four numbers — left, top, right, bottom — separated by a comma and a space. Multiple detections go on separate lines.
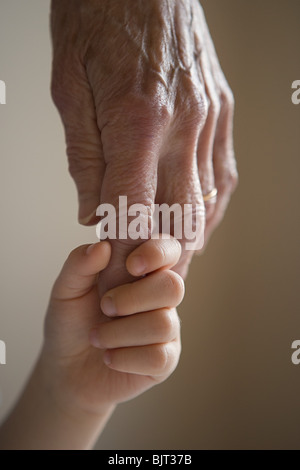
51, 65, 105, 226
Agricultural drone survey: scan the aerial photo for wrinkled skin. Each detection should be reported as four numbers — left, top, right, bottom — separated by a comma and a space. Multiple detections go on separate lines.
51, 0, 238, 297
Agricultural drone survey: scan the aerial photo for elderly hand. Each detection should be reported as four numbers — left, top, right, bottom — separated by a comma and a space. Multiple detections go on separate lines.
51, 0, 237, 292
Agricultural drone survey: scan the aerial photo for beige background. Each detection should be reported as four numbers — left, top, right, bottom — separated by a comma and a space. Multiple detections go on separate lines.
0, 0, 299, 450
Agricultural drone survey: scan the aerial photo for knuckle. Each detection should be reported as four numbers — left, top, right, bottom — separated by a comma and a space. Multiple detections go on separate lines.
152, 101, 173, 127
133, 100, 170, 128
188, 92, 209, 126
67, 151, 82, 176
219, 167, 239, 193
68, 162, 82, 180
221, 87, 235, 113
160, 271, 185, 305
50, 72, 62, 108
67, 153, 97, 178
228, 168, 239, 191
102, 93, 172, 131
155, 309, 177, 341
151, 344, 170, 373
50, 82, 60, 109
151, 342, 180, 376
177, 77, 208, 127
50, 69, 71, 113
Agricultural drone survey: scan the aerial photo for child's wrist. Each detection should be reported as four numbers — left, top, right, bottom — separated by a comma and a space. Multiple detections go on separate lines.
0, 352, 115, 449
35, 351, 115, 448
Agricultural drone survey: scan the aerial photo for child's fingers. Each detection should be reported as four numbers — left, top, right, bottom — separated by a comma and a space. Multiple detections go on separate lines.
126, 236, 182, 276
100, 270, 185, 317
102, 340, 181, 377
52, 241, 111, 300
90, 308, 180, 349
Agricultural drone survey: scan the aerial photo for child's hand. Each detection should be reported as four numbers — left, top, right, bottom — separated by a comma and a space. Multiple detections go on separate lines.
41, 237, 184, 419
0, 237, 184, 450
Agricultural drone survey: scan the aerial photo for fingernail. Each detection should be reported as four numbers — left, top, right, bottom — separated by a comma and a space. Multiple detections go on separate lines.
101, 295, 117, 317
103, 350, 111, 365
131, 255, 146, 275
86, 243, 95, 255
89, 329, 101, 348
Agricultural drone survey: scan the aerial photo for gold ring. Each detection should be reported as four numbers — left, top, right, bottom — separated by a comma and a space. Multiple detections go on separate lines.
203, 188, 218, 202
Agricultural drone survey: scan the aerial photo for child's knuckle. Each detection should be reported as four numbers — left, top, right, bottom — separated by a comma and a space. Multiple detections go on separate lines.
151, 344, 169, 374
157, 309, 176, 341
164, 271, 185, 304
